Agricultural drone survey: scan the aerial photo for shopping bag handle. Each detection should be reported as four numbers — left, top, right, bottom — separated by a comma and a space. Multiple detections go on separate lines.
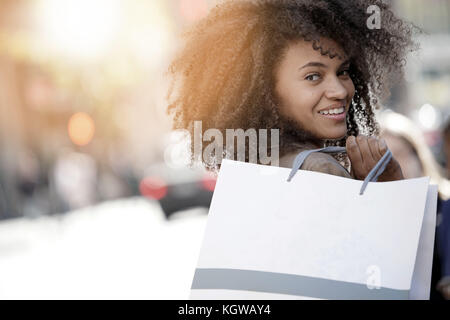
286, 146, 393, 195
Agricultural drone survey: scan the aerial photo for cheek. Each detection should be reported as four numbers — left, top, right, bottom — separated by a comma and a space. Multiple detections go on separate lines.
303, 91, 322, 116
345, 80, 355, 100
290, 86, 322, 116
277, 82, 318, 117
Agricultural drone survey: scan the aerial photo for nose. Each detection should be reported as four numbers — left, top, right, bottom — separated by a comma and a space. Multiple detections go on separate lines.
324, 76, 349, 101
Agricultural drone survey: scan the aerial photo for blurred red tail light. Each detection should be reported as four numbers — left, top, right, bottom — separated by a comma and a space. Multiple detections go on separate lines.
139, 176, 168, 200
201, 174, 217, 192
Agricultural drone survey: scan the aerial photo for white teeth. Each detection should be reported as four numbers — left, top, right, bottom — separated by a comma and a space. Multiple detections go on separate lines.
319, 107, 344, 115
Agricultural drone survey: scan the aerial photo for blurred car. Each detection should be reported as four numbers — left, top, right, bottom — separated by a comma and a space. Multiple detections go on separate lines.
139, 162, 216, 219
137, 129, 218, 219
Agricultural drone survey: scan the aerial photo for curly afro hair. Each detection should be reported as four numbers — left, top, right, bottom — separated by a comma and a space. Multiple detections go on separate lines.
166, 0, 420, 171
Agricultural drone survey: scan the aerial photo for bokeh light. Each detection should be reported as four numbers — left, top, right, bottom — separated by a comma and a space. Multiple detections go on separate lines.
37, 0, 122, 60
68, 112, 96, 146
164, 129, 191, 169
201, 173, 216, 192
139, 176, 168, 200
418, 103, 439, 130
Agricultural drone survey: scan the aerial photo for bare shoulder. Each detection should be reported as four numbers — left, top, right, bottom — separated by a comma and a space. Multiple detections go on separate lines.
279, 149, 352, 179
302, 152, 352, 178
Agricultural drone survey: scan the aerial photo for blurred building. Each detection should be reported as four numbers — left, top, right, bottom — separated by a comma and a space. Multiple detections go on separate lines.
389, 1, 450, 167
0, 0, 215, 219
1, 0, 450, 219
395, 0, 450, 34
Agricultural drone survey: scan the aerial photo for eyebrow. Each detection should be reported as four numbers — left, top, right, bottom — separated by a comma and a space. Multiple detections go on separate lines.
299, 59, 350, 71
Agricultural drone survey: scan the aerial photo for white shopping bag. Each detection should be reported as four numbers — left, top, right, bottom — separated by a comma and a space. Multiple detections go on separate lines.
190, 153, 437, 300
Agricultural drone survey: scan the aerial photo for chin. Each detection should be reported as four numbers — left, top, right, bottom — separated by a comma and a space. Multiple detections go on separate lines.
324, 130, 347, 141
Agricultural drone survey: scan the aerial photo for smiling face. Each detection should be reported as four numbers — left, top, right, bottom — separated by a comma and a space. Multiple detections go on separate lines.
274, 38, 355, 142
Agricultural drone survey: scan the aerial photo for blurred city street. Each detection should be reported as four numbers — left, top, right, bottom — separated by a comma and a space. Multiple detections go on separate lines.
0, 0, 450, 300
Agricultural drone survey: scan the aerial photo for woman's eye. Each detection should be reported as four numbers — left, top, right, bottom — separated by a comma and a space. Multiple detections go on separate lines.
339, 69, 350, 76
305, 74, 320, 81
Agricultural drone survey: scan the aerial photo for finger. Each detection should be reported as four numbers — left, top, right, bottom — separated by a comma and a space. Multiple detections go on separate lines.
346, 136, 362, 163
346, 136, 364, 179
350, 165, 357, 179
368, 137, 383, 160
355, 135, 377, 172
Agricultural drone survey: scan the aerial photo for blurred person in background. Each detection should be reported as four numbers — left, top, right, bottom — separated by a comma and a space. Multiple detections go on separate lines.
443, 119, 450, 179
437, 117, 450, 299
379, 109, 450, 300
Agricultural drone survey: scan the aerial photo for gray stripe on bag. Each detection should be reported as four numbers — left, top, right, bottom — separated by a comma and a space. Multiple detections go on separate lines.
191, 268, 409, 300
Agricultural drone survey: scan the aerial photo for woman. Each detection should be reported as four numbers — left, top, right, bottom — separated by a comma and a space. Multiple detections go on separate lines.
166, 0, 417, 181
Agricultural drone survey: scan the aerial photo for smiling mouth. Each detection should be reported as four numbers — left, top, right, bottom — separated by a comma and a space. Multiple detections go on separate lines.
317, 107, 346, 121
318, 106, 345, 115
